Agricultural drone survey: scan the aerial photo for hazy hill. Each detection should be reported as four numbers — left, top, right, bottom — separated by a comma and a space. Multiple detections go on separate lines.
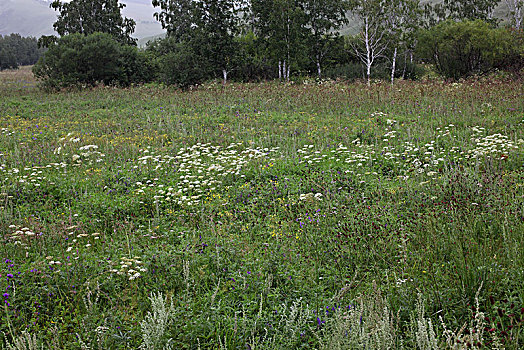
0, 0, 57, 38
0, 0, 165, 40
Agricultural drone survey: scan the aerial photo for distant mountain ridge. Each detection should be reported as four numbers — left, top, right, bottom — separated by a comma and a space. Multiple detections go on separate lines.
0, 0, 165, 40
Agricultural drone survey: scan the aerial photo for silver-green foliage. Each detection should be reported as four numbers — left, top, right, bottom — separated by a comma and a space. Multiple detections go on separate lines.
317, 283, 399, 349
4, 331, 42, 350
140, 292, 175, 350
413, 294, 440, 350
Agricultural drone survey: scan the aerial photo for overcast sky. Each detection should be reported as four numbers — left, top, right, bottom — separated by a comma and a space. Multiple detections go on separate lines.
0, 0, 164, 39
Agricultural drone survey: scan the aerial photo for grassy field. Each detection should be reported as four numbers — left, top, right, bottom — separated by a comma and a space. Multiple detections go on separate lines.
0, 68, 524, 349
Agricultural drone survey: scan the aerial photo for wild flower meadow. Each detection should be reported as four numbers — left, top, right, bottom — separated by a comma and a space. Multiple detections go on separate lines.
1, 71, 524, 349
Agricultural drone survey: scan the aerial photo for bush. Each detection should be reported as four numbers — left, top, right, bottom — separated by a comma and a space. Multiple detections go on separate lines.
232, 32, 276, 82
324, 61, 425, 82
147, 38, 212, 89
33, 32, 151, 89
417, 20, 524, 79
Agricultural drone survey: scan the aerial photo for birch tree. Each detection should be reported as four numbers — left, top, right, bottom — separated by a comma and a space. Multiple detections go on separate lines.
386, 0, 422, 84
504, 0, 523, 29
152, 0, 241, 84
152, 0, 195, 42
197, 0, 240, 84
349, 0, 389, 85
303, 0, 349, 78
428, 0, 501, 24
251, 0, 306, 81
50, 0, 136, 45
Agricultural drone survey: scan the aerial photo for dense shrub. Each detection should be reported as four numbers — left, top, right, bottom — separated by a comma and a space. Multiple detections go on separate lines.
232, 32, 276, 82
417, 20, 524, 79
147, 37, 213, 89
33, 32, 150, 89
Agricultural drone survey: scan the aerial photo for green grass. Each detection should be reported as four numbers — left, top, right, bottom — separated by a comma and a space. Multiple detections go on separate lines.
1, 69, 524, 349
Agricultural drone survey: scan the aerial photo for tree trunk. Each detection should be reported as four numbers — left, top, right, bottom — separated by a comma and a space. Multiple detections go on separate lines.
365, 18, 371, 86
366, 62, 371, 86
402, 51, 407, 79
222, 69, 228, 85
391, 47, 397, 85
278, 61, 282, 80
316, 52, 322, 79
506, 0, 523, 29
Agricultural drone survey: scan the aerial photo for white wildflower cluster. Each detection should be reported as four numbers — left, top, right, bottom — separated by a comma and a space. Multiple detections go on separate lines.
298, 144, 329, 164
0, 127, 15, 136
386, 140, 450, 178
436, 124, 455, 138
5, 224, 37, 248
58, 132, 81, 144
54, 133, 105, 165
74, 144, 105, 165
1, 135, 105, 188
467, 133, 520, 160
382, 130, 397, 142
134, 142, 278, 206
109, 257, 147, 280
299, 192, 323, 202
1, 163, 68, 190
371, 111, 389, 119
386, 119, 397, 126
292, 122, 520, 181
298, 141, 377, 169
63, 226, 102, 258
46, 255, 62, 266
13, 167, 47, 186
298, 141, 377, 173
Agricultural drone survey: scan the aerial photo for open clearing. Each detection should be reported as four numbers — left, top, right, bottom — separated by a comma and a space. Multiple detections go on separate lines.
1, 70, 524, 348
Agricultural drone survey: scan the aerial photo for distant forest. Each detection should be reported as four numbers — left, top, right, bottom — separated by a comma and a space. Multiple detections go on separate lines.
0, 34, 45, 70
1, 0, 523, 88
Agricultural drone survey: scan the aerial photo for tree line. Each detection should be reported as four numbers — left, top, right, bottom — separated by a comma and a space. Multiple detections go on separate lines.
27, 0, 524, 88
0, 34, 46, 71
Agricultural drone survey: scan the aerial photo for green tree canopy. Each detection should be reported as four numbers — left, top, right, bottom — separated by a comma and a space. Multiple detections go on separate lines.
0, 34, 45, 71
152, 0, 241, 84
50, 0, 136, 45
152, 0, 196, 42
417, 19, 524, 79
425, 0, 500, 25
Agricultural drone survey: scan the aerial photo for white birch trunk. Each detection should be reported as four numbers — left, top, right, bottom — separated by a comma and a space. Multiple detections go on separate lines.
391, 47, 397, 85
317, 59, 321, 79
365, 19, 371, 86
222, 69, 228, 85
505, 0, 523, 29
